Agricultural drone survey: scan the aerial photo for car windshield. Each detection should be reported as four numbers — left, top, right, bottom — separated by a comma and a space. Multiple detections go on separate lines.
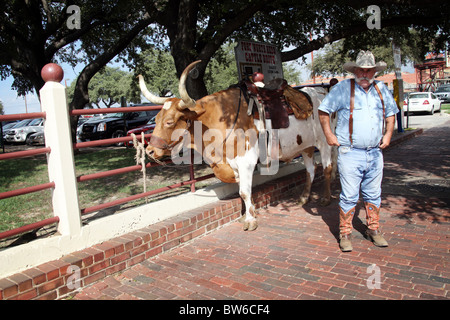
435, 86, 450, 93
28, 118, 42, 126
147, 116, 156, 124
410, 93, 429, 99
103, 112, 124, 118
12, 119, 32, 128
2, 122, 17, 129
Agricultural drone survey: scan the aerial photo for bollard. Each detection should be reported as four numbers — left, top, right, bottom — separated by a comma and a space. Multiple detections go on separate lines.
39, 63, 82, 236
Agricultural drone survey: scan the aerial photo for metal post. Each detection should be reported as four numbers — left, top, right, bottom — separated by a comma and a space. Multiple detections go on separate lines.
190, 150, 196, 192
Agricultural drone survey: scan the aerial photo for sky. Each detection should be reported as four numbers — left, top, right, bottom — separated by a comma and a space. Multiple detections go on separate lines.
0, 78, 42, 115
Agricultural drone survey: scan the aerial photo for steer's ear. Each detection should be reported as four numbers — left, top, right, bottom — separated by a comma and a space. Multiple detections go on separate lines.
178, 101, 205, 119
182, 104, 206, 120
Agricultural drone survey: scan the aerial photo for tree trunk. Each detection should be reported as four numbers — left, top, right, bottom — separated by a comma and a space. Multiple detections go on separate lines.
162, 0, 208, 99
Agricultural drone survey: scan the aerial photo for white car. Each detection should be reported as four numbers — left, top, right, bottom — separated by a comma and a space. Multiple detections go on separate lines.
5, 118, 44, 144
405, 92, 441, 115
434, 84, 450, 103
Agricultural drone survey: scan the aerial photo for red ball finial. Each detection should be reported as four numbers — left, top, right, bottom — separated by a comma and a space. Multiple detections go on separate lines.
41, 63, 64, 83
252, 72, 264, 83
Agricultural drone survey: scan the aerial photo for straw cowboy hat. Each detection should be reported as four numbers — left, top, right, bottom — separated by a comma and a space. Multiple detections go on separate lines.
343, 50, 387, 74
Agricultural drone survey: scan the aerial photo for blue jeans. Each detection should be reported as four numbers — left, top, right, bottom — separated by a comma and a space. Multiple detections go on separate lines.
337, 146, 383, 213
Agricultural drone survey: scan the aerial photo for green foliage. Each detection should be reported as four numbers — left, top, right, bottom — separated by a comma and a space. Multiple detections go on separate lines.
67, 67, 139, 108
132, 48, 179, 98
0, 0, 151, 96
204, 43, 239, 93
283, 61, 303, 85
309, 29, 440, 78
88, 67, 138, 108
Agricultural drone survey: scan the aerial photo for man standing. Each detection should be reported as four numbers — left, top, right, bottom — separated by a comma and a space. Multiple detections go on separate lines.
318, 51, 399, 252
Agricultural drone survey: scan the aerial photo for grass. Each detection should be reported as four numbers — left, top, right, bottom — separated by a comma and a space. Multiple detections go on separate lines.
0, 146, 216, 235
0, 155, 51, 233
441, 103, 450, 113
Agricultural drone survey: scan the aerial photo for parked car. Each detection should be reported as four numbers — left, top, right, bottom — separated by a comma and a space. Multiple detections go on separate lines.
27, 131, 45, 145
405, 92, 441, 115
434, 84, 450, 103
402, 92, 410, 106
2, 119, 33, 142
1, 121, 19, 139
78, 105, 159, 146
2, 120, 19, 129
125, 116, 157, 147
4, 118, 43, 144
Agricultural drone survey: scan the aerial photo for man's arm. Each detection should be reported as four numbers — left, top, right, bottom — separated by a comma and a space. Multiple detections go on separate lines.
318, 110, 340, 146
379, 115, 395, 149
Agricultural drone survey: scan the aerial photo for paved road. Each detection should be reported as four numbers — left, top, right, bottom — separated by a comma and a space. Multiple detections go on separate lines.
71, 117, 450, 304
403, 110, 450, 129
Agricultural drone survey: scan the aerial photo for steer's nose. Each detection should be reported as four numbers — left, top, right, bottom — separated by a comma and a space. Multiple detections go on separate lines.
146, 145, 166, 161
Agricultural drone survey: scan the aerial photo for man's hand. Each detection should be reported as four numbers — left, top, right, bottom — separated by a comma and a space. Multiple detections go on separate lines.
326, 133, 341, 147
379, 134, 392, 149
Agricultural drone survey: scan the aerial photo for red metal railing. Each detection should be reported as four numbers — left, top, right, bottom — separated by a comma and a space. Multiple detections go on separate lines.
0, 147, 51, 161
0, 182, 55, 200
0, 112, 45, 121
0, 111, 55, 240
0, 105, 215, 241
0, 217, 60, 240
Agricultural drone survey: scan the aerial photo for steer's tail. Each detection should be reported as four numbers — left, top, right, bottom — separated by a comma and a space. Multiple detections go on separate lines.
331, 145, 338, 181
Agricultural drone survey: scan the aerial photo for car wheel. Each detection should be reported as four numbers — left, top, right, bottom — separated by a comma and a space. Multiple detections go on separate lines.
429, 106, 434, 115
25, 134, 33, 145
112, 130, 125, 147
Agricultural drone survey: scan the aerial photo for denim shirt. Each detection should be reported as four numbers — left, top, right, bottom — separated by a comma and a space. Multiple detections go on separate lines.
318, 79, 399, 149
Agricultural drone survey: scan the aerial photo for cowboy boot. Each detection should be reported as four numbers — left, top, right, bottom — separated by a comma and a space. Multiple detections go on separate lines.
339, 207, 355, 252
365, 202, 388, 247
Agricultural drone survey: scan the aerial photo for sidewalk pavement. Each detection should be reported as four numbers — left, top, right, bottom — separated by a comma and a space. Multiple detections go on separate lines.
71, 121, 450, 301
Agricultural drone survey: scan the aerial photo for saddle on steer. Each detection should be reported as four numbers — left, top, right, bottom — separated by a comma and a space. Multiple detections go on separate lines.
241, 78, 313, 130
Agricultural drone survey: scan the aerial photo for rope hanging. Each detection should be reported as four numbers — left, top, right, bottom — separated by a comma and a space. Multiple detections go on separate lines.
132, 133, 148, 203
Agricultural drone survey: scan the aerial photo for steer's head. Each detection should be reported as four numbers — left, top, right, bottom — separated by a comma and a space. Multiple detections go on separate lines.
138, 61, 204, 160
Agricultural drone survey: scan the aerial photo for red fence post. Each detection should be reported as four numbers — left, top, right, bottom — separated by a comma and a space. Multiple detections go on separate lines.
39, 64, 82, 236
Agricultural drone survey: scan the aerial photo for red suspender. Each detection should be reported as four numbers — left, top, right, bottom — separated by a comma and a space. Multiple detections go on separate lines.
373, 82, 386, 134
349, 79, 355, 145
349, 79, 385, 145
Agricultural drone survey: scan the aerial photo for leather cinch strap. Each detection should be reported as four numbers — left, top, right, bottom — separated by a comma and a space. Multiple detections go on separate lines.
348, 79, 385, 145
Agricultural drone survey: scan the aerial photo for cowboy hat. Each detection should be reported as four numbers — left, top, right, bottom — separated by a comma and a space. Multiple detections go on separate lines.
343, 50, 387, 74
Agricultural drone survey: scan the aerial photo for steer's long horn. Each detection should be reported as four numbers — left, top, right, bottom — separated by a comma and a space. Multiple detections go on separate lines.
178, 60, 201, 109
138, 74, 170, 104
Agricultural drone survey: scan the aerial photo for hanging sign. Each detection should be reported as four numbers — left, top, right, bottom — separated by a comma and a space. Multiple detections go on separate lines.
234, 40, 284, 82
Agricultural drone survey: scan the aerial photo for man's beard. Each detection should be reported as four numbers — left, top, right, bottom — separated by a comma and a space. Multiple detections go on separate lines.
355, 76, 375, 85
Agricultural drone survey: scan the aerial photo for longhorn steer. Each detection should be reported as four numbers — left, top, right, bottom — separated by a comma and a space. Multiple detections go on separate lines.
138, 61, 337, 231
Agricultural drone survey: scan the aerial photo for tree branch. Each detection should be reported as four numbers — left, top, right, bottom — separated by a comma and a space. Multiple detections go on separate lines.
70, 13, 153, 110
281, 13, 443, 62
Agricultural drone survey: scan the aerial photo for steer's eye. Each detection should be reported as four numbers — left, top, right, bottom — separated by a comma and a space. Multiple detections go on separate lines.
165, 120, 175, 127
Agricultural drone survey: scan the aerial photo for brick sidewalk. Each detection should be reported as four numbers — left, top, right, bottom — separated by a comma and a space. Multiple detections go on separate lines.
71, 123, 450, 300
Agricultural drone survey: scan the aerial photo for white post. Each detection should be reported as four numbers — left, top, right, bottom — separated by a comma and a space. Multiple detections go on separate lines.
40, 80, 82, 236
